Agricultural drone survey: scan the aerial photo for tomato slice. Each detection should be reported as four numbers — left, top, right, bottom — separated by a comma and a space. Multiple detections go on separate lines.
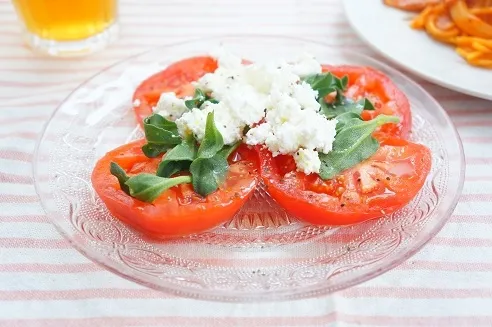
91, 139, 259, 238
257, 137, 431, 226
322, 65, 412, 139
132, 56, 218, 127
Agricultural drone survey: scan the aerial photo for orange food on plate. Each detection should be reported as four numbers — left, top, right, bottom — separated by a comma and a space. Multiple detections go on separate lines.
385, 0, 492, 68
256, 137, 432, 226
384, 0, 441, 11
91, 140, 260, 238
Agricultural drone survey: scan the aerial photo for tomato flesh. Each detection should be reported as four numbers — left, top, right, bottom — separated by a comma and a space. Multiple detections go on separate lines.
322, 65, 412, 139
91, 140, 259, 238
257, 137, 431, 226
132, 56, 218, 127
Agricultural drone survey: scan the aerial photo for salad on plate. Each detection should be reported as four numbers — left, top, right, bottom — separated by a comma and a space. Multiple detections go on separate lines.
91, 49, 432, 238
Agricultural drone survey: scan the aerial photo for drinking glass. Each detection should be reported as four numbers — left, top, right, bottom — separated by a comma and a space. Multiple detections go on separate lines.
12, 0, 119, 57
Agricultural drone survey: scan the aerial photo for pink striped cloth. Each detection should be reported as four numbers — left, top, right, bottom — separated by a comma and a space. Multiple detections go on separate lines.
1, 0, 492, 326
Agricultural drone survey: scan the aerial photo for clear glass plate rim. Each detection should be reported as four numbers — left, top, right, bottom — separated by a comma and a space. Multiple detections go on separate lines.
32, 34, 465, 302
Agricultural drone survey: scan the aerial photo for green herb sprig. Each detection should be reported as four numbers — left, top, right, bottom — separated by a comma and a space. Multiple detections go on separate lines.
184, 89, 218, 109
303, 72, 400, 180
141, 114, 181, 158
110, 108, 237, 202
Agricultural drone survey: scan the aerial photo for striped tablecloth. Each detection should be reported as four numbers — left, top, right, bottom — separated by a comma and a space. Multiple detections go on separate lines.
1, 0, 492, 326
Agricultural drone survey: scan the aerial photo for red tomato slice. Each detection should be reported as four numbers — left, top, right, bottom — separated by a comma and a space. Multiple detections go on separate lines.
257, 137, 431, 226
91, 139, 259, 238
322, 65, 412, 139
132, 56, 218, 127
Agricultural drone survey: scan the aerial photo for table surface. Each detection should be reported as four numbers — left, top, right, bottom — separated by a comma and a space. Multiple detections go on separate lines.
1, 0, 492, 326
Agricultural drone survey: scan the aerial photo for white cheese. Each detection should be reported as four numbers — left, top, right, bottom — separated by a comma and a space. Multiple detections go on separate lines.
193, 68, 236, 97
169, 49, 335, 174
200, 101, 243, 145
245, 123, 272, 145
248, 107, 337, 159
175, 107, 209, 141
292, 82, 320, 112
268, 63, 300, 93
220, 84, 267, 126
243, 65, 274, 94
294, 148, 321, 175
153, 92, 188, 121
211, 47, 243, 70
290, 53, 322, 77
264, 122, 301, 155
176, 101, 246, 145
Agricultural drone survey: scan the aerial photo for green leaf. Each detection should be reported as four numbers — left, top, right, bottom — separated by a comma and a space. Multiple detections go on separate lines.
109, 162, 130, 195
218, 142, 240, 159
334, 112, 361, 133
144, 114, 179, 134
163, 136, 198, 162
183, 89, 218, 109
360, 98, 375, 110
320, 98, 375, 120
206, 98, 219, 104
188, 141, 239, 197
303, 72, 352, 106
335, 87, 346, 104
190, 154, 229, 197
184, 89, 207, 109
141, 143, 173, 158
159, 161, 192, 179
125, 174, 191, 203
320, 137, 380, 181
144, 124, 181, 145
157, 136, 198, 177
334, 77, 343, 90
142, 114, 182, 157
341, 75, 349, 89
303, 73, 336, 98
319, 115, 400, 180
320, 99, 364, 119
196, 112, 224, 159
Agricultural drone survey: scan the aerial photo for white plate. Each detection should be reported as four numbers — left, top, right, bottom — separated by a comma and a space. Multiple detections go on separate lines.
343, 0, 492, 100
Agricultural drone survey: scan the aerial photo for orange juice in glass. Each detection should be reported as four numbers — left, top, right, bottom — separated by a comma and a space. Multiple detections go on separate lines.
12, 0, 119, 57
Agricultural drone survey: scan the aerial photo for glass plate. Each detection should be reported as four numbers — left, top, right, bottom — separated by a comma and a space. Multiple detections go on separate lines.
33, 35, 464, 302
